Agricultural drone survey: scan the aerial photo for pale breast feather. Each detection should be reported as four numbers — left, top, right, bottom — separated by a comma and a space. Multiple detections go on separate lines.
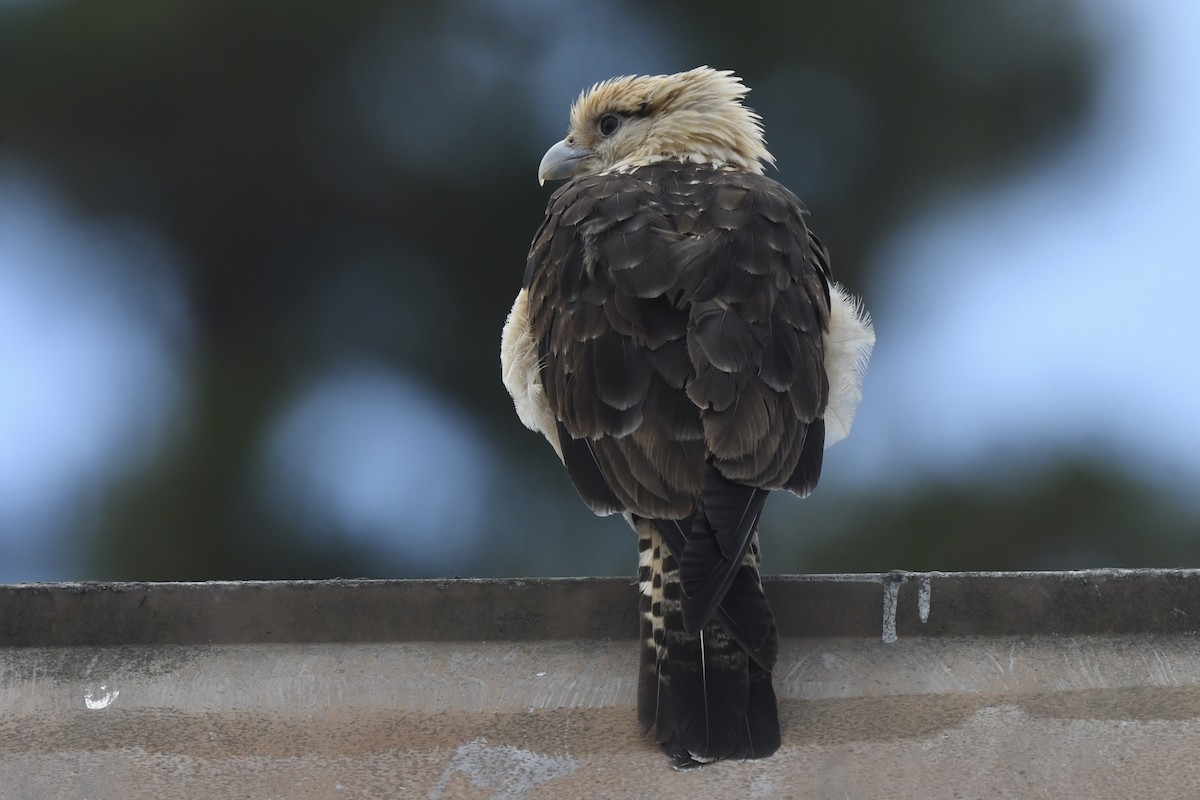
522, 162, 835, 519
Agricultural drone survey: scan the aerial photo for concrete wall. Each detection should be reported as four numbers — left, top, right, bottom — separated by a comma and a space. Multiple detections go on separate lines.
3, 572, 1200, 798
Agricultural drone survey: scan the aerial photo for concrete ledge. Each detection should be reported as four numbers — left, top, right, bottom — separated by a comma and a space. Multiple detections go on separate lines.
4, 571, 1200, 798
5, 569, 1200, 646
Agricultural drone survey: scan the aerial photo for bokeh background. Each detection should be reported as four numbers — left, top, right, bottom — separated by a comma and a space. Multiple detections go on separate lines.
1, 0, 1198, 582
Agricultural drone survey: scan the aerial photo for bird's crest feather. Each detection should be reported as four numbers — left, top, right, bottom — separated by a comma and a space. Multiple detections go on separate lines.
569, 67, 774, 174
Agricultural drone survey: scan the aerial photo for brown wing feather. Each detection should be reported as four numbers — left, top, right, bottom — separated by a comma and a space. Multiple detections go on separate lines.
524, 163, 830, 518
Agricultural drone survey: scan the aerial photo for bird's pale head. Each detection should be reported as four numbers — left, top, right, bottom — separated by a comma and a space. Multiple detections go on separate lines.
538, 67, 774, 185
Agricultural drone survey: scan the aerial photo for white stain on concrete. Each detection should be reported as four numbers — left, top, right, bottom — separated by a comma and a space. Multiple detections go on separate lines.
882, 573, 932, 641
84, 684, 119, 710
882, 579, 901, 644
428, 737, 577, 800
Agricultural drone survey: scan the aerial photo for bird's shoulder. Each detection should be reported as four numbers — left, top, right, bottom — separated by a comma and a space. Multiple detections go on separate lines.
525, 162, 828, 292
540, 163, 810, 223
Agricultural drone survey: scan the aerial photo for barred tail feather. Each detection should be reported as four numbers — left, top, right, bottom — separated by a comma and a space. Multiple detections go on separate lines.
637, 530, 666, 735
635, 519, 780, 767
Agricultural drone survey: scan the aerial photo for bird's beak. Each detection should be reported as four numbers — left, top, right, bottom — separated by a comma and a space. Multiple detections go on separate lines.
538, 139, 594, 186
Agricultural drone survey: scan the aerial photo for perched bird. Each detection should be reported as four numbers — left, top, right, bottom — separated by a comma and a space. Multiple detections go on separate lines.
501, 67, 874, 767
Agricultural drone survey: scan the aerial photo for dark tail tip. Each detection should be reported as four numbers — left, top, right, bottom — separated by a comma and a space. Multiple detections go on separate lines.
661, 625, 781, 766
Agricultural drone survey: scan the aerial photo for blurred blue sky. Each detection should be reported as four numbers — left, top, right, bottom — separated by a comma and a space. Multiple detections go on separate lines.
0, 0, 1196, 579
257, 359, 493, 569
0, 167, 191, 579
841, 0, 1200, 503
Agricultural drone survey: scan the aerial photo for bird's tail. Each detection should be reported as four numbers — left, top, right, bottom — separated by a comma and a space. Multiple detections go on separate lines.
635, 519, 780, 768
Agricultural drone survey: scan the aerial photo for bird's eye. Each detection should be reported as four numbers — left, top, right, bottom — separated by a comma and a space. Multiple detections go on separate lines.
598, 114, 621, 137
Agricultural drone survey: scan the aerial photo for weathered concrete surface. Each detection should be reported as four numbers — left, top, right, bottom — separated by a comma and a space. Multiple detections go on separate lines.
3, 572, 1200, 798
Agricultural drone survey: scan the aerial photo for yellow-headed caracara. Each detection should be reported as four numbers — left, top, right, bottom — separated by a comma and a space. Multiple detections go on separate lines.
501, 67, 874, 767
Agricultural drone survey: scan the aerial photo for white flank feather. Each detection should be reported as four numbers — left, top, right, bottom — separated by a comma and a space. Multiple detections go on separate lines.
500, 289, 562, 459
822, 282, 875, 448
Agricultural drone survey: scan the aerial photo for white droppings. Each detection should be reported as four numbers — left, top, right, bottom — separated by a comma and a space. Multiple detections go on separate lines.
535, 671, 547, 678
882, 580, 900, 644
919, 577, 932, 623
84, 684, 119, 710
